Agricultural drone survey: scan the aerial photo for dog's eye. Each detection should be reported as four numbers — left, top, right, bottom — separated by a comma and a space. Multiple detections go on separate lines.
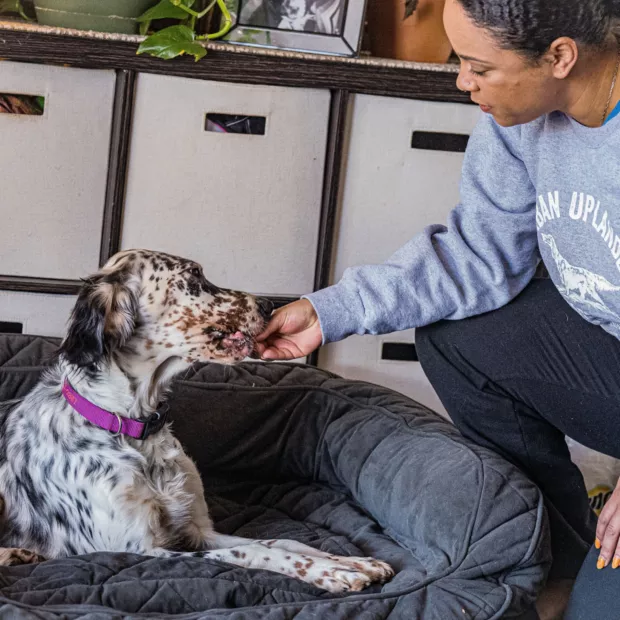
189, 267, 202, 279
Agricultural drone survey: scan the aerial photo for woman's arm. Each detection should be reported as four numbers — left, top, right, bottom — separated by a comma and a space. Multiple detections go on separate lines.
306, 113, 540, 344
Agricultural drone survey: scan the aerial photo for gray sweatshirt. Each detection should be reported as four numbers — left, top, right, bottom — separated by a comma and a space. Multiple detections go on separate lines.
306, 110, 620, 343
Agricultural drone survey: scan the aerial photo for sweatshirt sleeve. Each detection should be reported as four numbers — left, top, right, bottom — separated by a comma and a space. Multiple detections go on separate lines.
305, 113, 540, 344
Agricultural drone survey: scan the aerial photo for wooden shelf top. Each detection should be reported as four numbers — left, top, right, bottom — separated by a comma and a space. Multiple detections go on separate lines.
0, 20, 468, 102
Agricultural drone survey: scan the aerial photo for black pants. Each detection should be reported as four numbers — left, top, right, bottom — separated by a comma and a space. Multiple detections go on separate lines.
416, 278, 620, 581
564, 546, 619, 619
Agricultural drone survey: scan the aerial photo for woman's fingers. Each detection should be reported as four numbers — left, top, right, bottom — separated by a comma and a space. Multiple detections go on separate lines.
596, 490, 620, 569
256, 309, 287, 342
260, 337, 306, 360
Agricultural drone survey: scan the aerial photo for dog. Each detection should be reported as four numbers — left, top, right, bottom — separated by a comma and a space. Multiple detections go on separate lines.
278, 0, 317, 31
0, 250, 394, 593
277, 0, 342, 34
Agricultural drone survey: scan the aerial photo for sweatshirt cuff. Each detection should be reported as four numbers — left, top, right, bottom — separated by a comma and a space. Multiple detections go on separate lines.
303, 284, 363, 345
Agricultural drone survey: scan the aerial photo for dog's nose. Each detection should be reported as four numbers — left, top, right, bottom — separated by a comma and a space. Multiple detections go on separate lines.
257, 297, 274, 320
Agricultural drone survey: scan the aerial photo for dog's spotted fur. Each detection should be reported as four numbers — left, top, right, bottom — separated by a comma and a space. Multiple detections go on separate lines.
0, 250, 393, 593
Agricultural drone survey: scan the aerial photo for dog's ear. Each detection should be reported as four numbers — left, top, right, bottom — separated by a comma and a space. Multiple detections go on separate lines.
60, 260, 140, 368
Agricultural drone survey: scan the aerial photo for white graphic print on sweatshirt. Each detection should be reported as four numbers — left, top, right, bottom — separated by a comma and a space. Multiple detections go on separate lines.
537, 190, 620, 323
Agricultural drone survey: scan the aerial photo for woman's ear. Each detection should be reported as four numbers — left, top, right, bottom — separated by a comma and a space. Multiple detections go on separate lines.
546, 36, 579, 79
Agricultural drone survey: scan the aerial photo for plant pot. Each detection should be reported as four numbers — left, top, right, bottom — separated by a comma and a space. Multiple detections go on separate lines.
366, 0, 453, 63
34, 0, 155, 34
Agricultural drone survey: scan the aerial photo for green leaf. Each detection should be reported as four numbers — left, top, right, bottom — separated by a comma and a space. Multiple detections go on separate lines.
404, 0, 418, 19
137, 24, 206, 61
137, 0, 189, 22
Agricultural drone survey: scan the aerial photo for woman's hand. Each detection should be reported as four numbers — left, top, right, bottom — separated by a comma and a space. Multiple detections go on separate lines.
596, 477, 620, 569
255, 299, 322, 361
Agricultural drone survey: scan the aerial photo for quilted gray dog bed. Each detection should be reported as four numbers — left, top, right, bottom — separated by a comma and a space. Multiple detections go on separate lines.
0, 334, 550, 619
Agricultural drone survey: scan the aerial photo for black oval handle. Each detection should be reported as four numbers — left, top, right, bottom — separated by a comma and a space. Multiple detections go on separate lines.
411, 131, 469, 153
381, 342, 418, 362
0, 322, 23, 334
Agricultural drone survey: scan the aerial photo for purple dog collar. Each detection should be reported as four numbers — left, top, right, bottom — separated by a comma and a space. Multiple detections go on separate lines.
61, 381, 168, 440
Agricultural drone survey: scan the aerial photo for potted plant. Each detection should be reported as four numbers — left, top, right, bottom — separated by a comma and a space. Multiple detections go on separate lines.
34, 0, 157, 35
0, 0, 232, 60
366, 0, 453, 63
0, 0, 155, 33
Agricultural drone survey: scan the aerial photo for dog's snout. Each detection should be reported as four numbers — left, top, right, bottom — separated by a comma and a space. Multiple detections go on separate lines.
257, 297, 274, 320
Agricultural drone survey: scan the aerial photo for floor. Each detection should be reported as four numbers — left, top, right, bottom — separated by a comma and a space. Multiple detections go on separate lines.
536, 579, 574, 620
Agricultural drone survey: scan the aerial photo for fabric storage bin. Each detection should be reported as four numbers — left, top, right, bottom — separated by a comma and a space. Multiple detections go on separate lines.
0, 61, 115, 280
318, 94, 481, 413
0, 291, 76, 337
121, 74, 330, 297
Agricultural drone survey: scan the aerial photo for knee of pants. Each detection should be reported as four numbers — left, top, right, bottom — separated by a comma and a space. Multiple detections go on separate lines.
415, 322, 470, 426
416, 319, 509, 438
415, 320, 461, 376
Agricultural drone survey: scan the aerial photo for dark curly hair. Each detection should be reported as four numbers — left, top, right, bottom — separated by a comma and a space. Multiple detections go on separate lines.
456, 0, 620, 59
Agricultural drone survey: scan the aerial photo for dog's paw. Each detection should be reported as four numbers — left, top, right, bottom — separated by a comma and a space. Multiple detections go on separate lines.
314, 557, 394, 593
340, 557, 395, 584
0, 548, 46, 566
317, 568, 373, 593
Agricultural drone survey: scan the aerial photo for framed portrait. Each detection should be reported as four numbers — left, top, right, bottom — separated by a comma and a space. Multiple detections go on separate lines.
221, 0, 367, 57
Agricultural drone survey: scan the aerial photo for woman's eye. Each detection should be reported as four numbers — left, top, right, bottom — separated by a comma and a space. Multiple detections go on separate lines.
470, 67, 487, 77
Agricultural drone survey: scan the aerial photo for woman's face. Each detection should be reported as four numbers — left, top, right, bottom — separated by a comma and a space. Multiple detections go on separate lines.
443, 0, 561, 127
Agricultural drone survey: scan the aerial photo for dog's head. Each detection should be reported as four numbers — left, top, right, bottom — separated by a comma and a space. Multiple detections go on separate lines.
281, 0, 307, 19
59, 250, 273, 370
540, 233, 554, 247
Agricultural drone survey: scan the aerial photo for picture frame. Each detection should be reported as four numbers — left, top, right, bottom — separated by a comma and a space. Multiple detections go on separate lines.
220, 0, 367, 57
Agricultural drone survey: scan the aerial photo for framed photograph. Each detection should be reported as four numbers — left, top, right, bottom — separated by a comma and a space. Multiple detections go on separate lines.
221, 0, 367, 57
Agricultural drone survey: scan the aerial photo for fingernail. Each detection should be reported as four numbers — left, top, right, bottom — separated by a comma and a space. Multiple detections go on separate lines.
596, 538, 602, 550
598, 556, 607, 570
613, 557, 620, 569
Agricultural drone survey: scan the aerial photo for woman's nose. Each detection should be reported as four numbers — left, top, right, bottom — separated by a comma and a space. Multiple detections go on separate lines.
456, 69, 477, 93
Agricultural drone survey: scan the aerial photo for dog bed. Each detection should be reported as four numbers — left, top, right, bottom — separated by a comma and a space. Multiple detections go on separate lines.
0, 333, 550, 619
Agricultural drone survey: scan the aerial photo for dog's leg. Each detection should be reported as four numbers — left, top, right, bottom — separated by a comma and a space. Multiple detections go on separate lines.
211, 534, 394, 589
0, 548, 45, 566
164, 461, 393, 592
0, 497, 46, 566
148, 539, 393, 593
209, 533, 363, 560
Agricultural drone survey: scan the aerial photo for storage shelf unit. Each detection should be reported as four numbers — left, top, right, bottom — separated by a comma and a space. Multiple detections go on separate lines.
0, 22, 475, 409
0, 22, 465, 102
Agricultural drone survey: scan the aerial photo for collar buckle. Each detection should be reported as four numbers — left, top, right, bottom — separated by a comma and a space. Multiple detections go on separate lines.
139, 406, 169, 439
110, 412, 123, 437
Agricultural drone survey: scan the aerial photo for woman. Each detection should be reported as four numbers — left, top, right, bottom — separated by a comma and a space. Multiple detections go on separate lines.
256, 0, 620, 614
